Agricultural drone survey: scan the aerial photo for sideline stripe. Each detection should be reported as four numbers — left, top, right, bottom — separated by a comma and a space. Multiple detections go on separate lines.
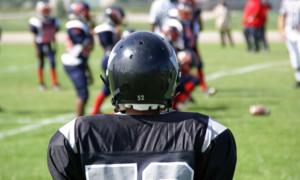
0, 60, 289, 139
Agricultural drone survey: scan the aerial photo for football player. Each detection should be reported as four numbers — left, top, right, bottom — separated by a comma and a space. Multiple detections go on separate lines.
173, 1, 216, 98
91, 5, 126, 115
47, 31, 237, 180
61, 2, 94, 117
29, 1, 60, 90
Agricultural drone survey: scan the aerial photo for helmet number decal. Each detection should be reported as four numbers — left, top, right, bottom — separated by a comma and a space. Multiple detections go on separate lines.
137, 95, 145, 101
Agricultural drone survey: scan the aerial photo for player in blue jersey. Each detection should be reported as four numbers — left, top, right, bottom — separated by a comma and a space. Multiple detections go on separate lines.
61, 2, 94, 117
47, 31, 237, 180
29, 1, 60, 90
90, 5, 126, 115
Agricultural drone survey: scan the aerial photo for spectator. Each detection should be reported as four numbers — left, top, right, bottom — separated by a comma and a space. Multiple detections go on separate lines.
213, 0, 234, 47
257, 0, 272, 53
242, 0, 261, 52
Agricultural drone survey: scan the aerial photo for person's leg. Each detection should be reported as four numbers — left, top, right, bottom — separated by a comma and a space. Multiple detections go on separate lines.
285, 38, 300, 87
243, 27, 251, 51
47, 43, 59, 88
91, 56, 110, 114
64, 64, 88, 117
226, 29, 234, 47
37, 44, 45, 90
261, 26, 269, 52
253, 28, 260, 52
220, 30, 226, 47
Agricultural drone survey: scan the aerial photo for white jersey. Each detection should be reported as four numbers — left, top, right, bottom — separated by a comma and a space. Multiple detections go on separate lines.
149, 0, 173, 34
279, 0, 300, 29
213, 4, 230, 30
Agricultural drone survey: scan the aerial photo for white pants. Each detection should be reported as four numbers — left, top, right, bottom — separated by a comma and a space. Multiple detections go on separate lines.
285, 29, 300, 82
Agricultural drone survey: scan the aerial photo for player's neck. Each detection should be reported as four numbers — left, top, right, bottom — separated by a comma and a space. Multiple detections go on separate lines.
126, 108, 160, 115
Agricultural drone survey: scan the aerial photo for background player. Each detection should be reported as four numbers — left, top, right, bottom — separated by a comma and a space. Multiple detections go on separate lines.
61, 2, 94, 117
278, 0, 300, 88
29, 1, 60, 90
47, 31, 237, 180
91, 5, 126, 115
165, 1, 216, 98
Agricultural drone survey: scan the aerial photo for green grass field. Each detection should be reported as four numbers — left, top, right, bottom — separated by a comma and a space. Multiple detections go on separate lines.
0, 42, 300, 180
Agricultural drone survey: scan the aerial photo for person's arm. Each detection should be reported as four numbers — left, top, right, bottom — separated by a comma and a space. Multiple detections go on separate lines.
84, 61, 93, 85
150, 24, 155, 32
195, 117, 237, 179
278, 14, 286, 39
47, 119, 85, 180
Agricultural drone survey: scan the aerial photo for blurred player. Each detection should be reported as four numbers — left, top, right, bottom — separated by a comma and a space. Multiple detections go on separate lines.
149, 0, 174, 33
61, 2, 94, 117
47, 31, 237, 179
213, 0, 234, 47
278, 0, 300, 88
29, 1, 60, 90
91, 5, 126, 115
166, 2, 216, 99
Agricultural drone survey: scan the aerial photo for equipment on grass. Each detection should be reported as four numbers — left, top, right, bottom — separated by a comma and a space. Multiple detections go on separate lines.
107, 31, 181, 112
249, 105, 269, 115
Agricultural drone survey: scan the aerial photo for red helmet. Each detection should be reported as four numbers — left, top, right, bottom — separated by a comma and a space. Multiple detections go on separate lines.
176, 1, 193, 21
69, 2, 90, 20
105, 5, 126, 25
36, 1, 51, 18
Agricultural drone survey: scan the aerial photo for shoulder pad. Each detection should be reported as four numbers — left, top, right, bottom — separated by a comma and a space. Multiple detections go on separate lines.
29, 17, 42, 28
94, 23, 115, 34
66, 20, 88, 33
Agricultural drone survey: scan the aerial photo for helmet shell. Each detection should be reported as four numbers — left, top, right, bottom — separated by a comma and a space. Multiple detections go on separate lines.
104, 5, 125, 25
107, 31, 180, 106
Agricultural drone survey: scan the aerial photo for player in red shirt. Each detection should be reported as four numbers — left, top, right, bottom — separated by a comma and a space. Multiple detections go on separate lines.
257, 0, 272, 53
242, 0, 261, 52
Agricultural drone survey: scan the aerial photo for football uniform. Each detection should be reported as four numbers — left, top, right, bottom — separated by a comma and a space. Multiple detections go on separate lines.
279, 0, 300, 85
47, 111, 237, 180
61, 19, 93, 102
29, 16, 60, 87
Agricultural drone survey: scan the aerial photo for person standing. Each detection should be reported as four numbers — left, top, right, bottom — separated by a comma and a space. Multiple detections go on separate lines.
91, 5, 126, 115
257, 0, 272, 53
29, 1, 60, 90
47, 31, 237, 180
242, 0, 261, 52
278, 0, 300, 88
213, 0, 234, 47
61, 2, 94, 117
149, 0, 174, 34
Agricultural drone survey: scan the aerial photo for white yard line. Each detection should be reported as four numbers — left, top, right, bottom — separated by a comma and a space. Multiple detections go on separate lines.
0, 60, 290, 139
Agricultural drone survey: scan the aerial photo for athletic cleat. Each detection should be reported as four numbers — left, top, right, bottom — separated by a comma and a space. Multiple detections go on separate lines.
203, 87, 217, 98
294, 82, 300, 88
176, 102, 188, 110
39, 84, 46, 91
53, 85, 60, 91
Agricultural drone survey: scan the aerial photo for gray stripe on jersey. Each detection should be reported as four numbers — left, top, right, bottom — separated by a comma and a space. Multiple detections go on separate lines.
201, 117, 227, 153
59, 118, 78, 153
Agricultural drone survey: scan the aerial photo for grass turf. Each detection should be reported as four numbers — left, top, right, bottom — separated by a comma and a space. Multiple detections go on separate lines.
0, 42, 299, 180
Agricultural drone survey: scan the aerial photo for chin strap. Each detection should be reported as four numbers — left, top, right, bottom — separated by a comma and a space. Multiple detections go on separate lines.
166, 92, 180, 113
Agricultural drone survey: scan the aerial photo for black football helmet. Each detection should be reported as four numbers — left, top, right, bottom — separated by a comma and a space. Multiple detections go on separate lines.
107, 31, 181, 112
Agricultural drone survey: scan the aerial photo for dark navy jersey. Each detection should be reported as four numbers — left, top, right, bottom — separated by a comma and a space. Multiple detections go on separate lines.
94, 23, 117, 54
29, 16, 59, 44
47, 111, 236, 180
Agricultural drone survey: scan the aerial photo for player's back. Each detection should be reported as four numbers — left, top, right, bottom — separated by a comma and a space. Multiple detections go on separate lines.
49, 111, 236, 179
